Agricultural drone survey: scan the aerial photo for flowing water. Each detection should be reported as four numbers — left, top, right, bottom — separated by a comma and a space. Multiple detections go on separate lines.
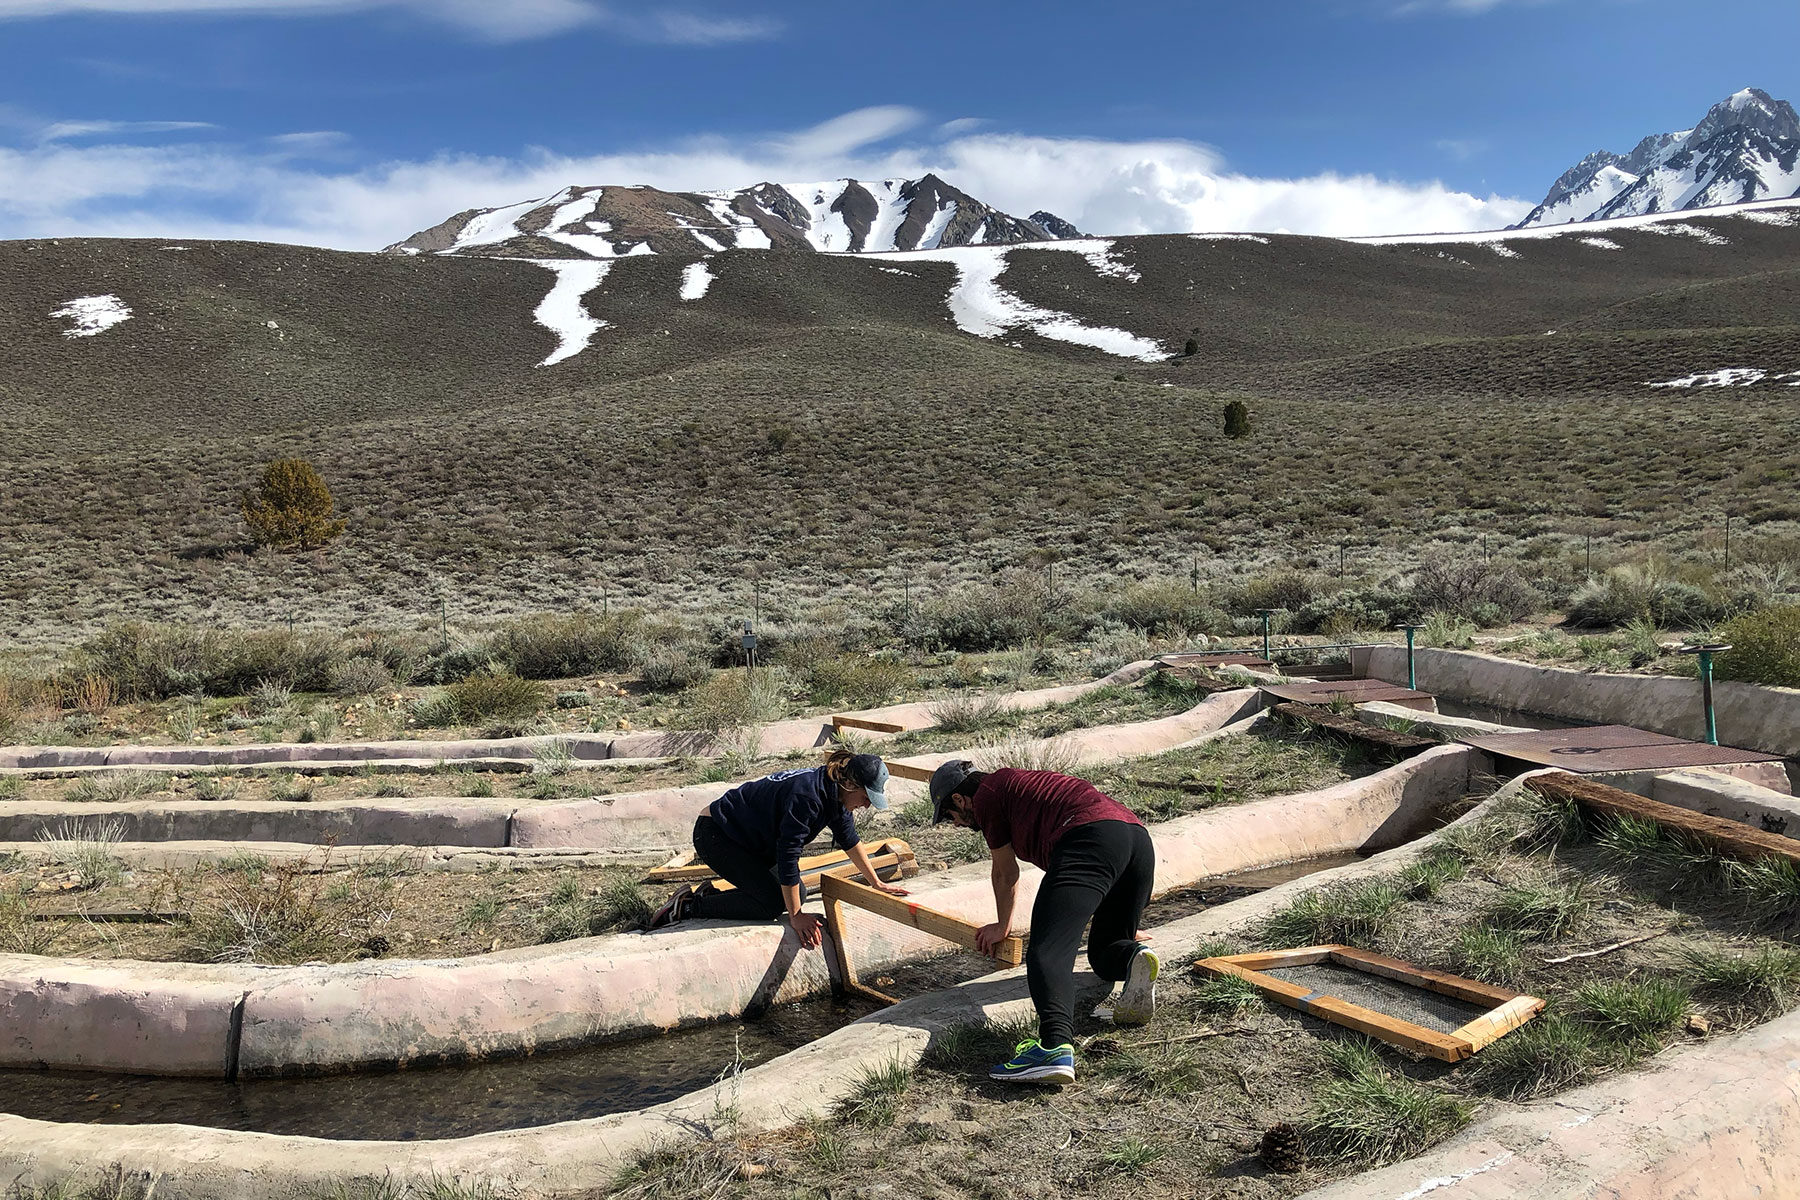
0, 855, 1361, 1139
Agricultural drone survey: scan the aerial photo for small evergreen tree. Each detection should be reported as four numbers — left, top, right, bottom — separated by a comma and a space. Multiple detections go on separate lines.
1223, 400, 1251, 439
1184, 337, 1199, 357
242, 458, 347, 550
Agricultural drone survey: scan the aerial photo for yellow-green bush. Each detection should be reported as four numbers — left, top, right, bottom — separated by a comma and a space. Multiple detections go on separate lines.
1716, 605, 1800, 688
445, 670, 546, 722
241, 458, 347, 551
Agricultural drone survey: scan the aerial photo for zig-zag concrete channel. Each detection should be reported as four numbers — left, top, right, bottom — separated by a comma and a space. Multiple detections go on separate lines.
0, 662, 1160, 775
6, 662, 1800, 1196
10, 766, 1799, 1200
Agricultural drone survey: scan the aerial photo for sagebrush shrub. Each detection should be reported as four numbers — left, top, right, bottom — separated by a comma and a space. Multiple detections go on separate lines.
78, 623, 343, 699
1105, 581, 1224, 637
329, 657, 393, 697
1716, 605, 1800, 687
445, 670, 545, 722
1409, 553, 1541, 625
241, 458, 347, 550
492, 612, 640, 679
805, 654, 914, 707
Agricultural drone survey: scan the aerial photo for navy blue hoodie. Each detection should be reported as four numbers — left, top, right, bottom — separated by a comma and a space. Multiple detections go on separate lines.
708, 766, 860, 886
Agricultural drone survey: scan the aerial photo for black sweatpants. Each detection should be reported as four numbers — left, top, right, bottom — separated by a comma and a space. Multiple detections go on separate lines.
1027, 820, 1156, 1049
685, 813, 787, 922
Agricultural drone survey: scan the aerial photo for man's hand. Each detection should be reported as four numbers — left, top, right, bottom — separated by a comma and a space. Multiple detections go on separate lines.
789, 912, 825, 950
975, 921, 1010, 956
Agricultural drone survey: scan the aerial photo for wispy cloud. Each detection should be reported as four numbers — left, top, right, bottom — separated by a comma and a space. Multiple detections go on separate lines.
39, 118, 216, 141
1390, 0, 1559, 13
770, 106, 924, 158
0, 0, 781, 43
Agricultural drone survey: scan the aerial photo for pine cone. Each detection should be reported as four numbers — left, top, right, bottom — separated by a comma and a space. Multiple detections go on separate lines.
1259, 1123, 1307, 1174
1086, 1036, 1123, 1059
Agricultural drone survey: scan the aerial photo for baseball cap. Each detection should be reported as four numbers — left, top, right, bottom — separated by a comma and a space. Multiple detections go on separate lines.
847, 753, 889, 811
929, 759, 976, 824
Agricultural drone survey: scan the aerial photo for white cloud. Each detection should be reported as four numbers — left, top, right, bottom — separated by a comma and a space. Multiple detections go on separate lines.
0, 111, 1533, 249
0, 0, 780, 42
39, 118, 216, 140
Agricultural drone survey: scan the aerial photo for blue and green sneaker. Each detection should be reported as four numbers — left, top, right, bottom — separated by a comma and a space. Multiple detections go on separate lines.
989, 1038, 1076, 1084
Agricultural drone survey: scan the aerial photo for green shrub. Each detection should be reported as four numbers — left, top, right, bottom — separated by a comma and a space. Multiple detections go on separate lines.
328, 657, 393, 697
491, 612, 641, 679
241, 457, 347, 550
804, 654, 914, 707
77, 623, 342, 699
633, 642, 712, 692
910, 574, 1087, 652
1106, 581, 1224, 636
1408, 553, 1541, 625
1223, 569, 1325, 618
445, 671, 545, 723
1565, 569, 1725, 630
1262, 880, 1404, 947
1715, 605, 1800, 688
682, 669, 785, 735
1223, 400, 1251, 438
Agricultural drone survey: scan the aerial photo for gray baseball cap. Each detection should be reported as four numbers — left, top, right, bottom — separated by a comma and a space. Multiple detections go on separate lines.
929, 759, 977, 824
848, 753, 889, 811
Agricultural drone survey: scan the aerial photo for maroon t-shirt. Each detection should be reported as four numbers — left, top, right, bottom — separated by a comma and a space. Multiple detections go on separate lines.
969, 768, 1143, 869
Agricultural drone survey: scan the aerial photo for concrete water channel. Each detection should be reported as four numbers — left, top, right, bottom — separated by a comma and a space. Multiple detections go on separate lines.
0, 855, 1363, 1139
4, 648, 1799, 1197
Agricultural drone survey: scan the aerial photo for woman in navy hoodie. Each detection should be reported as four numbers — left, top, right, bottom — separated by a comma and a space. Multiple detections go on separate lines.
647, 750, 907, 948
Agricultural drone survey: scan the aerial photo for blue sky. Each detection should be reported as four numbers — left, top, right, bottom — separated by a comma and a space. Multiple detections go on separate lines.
0, 0, 1792, 247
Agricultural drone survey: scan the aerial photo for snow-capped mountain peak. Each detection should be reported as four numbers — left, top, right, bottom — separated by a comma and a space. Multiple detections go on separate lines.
1516, 87, 1800, 228
387, 175, 1081, 258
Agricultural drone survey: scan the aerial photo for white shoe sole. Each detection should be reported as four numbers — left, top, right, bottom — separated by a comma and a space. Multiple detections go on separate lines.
990, 1064, 1075, 1084
1112, 947, 1160, 1027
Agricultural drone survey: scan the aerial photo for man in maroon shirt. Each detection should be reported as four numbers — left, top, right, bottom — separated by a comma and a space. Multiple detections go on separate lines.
930, 761, 1159, 1084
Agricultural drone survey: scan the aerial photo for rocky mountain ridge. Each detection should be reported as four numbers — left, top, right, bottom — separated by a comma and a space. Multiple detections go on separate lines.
386, 174, 1080, 258
1517, 87, 1800, 227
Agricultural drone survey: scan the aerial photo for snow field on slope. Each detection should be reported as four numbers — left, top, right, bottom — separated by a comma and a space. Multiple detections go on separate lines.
1646, 368, 1800, 388
530, 261, 612, 367
679, 261, 714, 301
867, 241, 1162, 362
51, 294, 132, 337
541, 190, 624, 258
700, 196, 773, 250
1578, 238, 1623, 250
1191, 233, 1271, 244
454, 191, 561, 251
784, 180, 854, 251
916, 201, 957, 250
860, 180, 912, 253
1358, 196, 1800, 246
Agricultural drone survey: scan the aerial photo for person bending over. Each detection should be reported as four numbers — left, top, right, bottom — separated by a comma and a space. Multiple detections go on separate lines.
648, 750, 907, 947
930, 760, 1158, 1085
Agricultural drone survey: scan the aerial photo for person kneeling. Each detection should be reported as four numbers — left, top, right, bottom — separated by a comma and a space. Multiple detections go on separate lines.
648, 750, 907, 947
929, 759, 1159, 1085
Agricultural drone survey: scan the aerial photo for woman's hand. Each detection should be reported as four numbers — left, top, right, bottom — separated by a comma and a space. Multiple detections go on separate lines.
874, 883, 910, 897
975, 922, 1010, 956
789, 912, 825, 950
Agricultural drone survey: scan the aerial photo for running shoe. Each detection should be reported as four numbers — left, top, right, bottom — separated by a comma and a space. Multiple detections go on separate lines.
1111, 945, 1160, 1027
989, 1039, 1076, 1084
645, 884, 693, 931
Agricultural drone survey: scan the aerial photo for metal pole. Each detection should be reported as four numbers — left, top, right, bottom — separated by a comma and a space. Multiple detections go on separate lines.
1339, 544, 1346, 580
1677, 643, 1730, 746
1586, 534, 1592, 574
1724, 515, 1731, 570
1482, 534, 1489, 563
1395, 624, 1425, 690
1191, 555, 1200, 593
1256, 609, 1274, 663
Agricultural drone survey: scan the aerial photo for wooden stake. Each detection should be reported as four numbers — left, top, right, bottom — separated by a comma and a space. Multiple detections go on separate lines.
832, 715, 908, 734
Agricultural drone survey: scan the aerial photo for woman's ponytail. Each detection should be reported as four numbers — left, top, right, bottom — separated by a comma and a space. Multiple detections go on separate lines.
822, 747, 856, 785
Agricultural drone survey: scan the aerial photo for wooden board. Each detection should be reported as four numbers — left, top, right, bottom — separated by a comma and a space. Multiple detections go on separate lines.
1526, 772, 1800, 867
646, 840, 917, 887
820, 872, 1023, 966
883, 761, 935, 784
832, 715, 908, 734
1195, 944, 1543, 1063
1270, 702, 1438, 757
822, 892, 900, 1006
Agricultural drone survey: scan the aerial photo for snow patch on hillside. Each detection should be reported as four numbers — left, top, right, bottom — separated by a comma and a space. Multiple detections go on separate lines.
1356, 197, 1800, 246
1055, 239, 1141, 282
455, 193, 554, 251
788, 180, 853, 251
1646, 223, 1731, 246
1736, 209, 1800, 226
1579, 237, 1623, 249
700, 196, 773, 250
1647, 367, 1766, 388
863, 180, 911, 253
871, 245, 1163, 362
531, 260, 611, 367
52, 294, 132, 338
916, 201, 957, 250
1191, 233, 1271, 244
679, 261, 714, 301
